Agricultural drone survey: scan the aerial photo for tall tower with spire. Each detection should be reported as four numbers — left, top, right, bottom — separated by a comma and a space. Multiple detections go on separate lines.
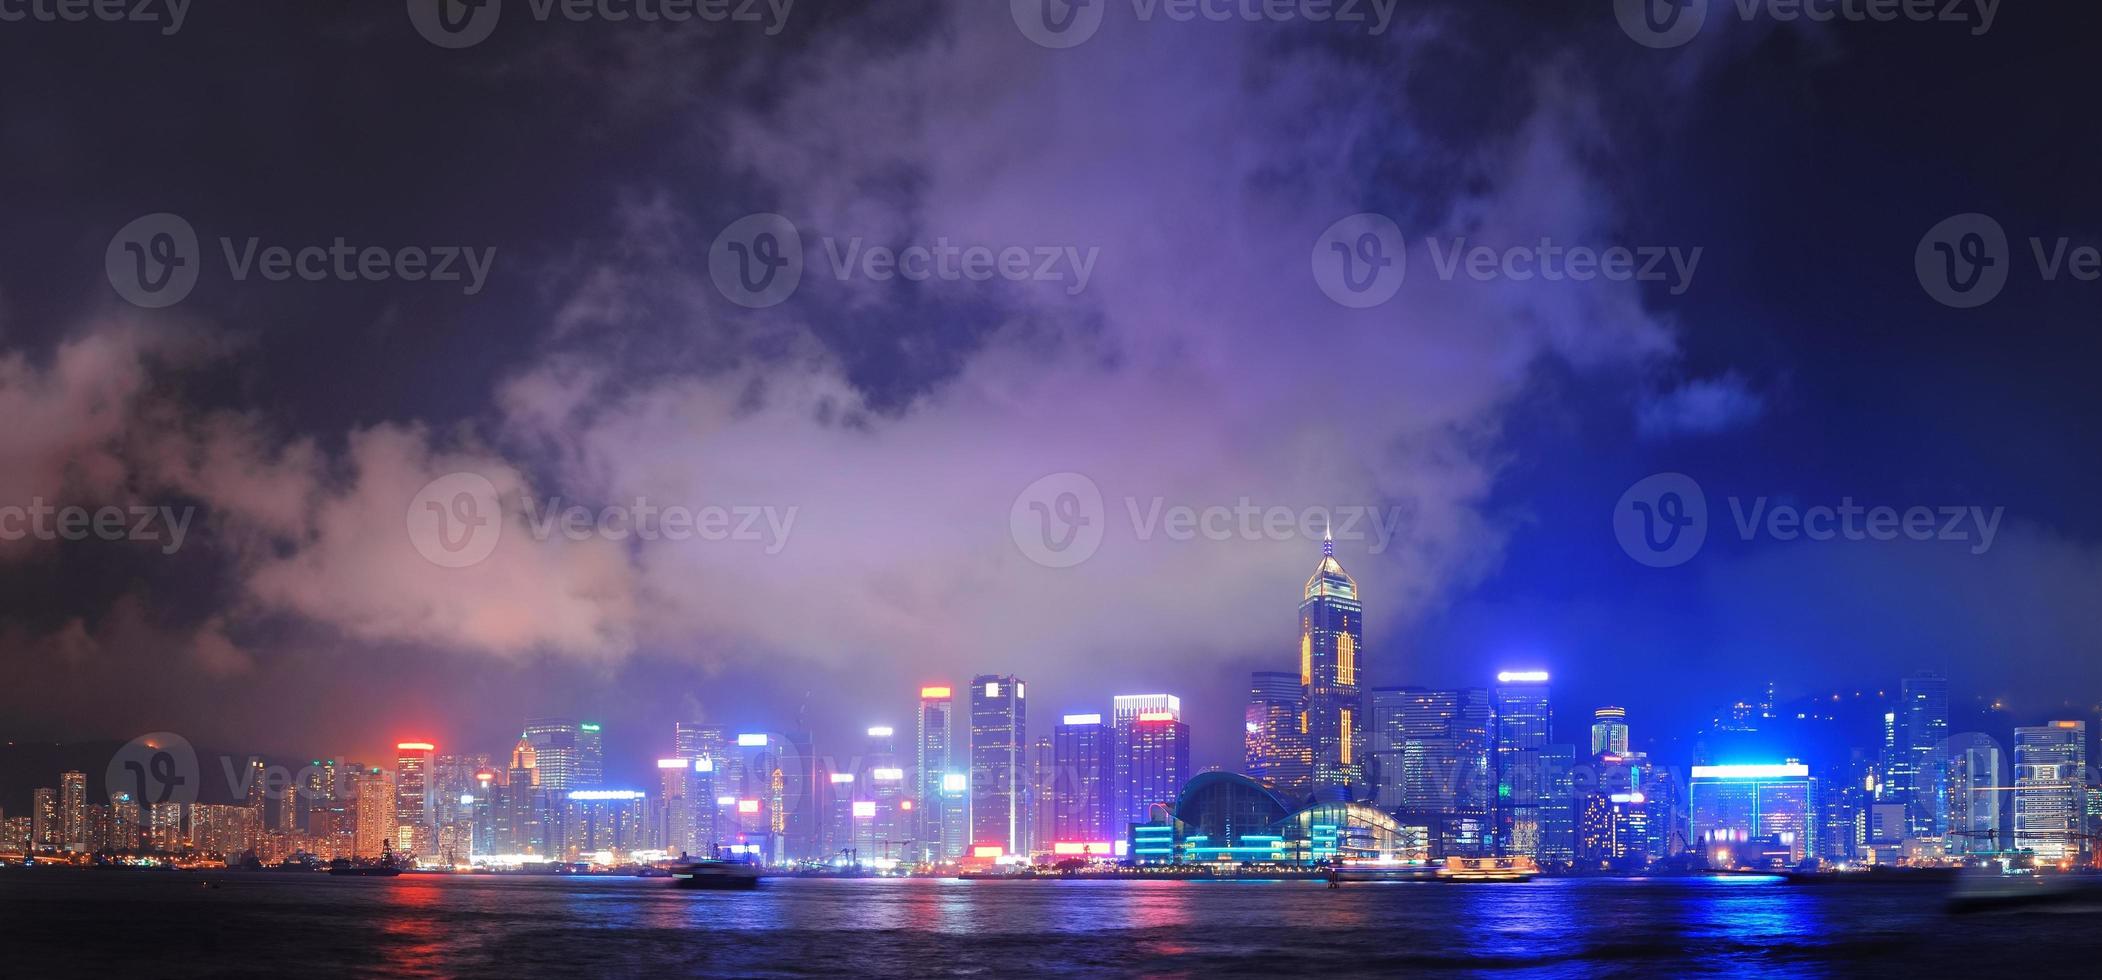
1300, 530, 1365, 798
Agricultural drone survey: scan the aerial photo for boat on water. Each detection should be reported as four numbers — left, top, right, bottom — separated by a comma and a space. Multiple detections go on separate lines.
327, 843, 406, 877
669, 859, 761, 890
1437, 856, 1540, 882
1948, 871, 2102, 915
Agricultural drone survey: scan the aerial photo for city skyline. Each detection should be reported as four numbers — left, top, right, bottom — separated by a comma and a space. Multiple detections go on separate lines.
5, 535, 2091, 874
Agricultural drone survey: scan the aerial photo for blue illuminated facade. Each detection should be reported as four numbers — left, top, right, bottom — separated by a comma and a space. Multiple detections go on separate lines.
1127, 772, 1412, 866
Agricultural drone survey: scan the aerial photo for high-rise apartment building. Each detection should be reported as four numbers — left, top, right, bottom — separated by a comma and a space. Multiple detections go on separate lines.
59, 771, 86, 851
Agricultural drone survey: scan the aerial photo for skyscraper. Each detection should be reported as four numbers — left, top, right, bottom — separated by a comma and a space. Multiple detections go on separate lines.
916, 685, 959, 862
59, 771, 86, 852
1590, 707, 1630, 758
1111, 694, 1181, 827
1125, 714, 1190, 830
1948, 733, 2006, 855
1053, 713, 1113, 845
861, 726, 906, 862
577, 722, 605, 788
1690, 763, 1818, 868
673, 722, 725, 856
1493, 671, 1552, 858
394, 742, 435, 859
1300, 534, 1364, 797
969, 675, 1027, 857
353, 767, 395, 859
523, 718, 582, 791
1245, 671, 1311, 802
1377, 687, 1495, 857
1899, 673, 1949, 837
2014, 721, 2087, 865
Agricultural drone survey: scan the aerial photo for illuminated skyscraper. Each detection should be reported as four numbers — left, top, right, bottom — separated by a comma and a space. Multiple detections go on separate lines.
1300, 534, 1364, 797
970, 675, 1027, 857
564, 790, 650, 861
1899, 673, 1949, 837
916, 685, 959, 862
675, 722, 724, 762
1493, 671, 1553, 858
1054, 713, 1113, 845
1375, 686, 1494, 857
32, 787, 58, 849
658, 758, 692, 855
1111, 694, 1181, 826
1125, 715, 1190, 830
673, 723, 725, 855
862, 727, 906, 862
1948, 733, 2006, 855
394, 742, 435, 859
577, 722, 605, 788
353, 767, 395, 859
2014, 721, 2087, 865
523, 718, 582, 791
1590, 707, 1630, 758
1245, 672, 1311, 802
59, 771, 86, 852
1690, 763, 1817, 868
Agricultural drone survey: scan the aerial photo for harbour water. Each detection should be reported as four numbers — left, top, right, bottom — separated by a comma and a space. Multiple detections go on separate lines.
3, 872, 2097, 978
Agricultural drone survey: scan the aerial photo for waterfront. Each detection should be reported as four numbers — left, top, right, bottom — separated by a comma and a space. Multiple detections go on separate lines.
4, 874, 2099, 978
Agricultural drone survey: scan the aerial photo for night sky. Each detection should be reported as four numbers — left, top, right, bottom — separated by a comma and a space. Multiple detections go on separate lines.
2, 0, 2098, 790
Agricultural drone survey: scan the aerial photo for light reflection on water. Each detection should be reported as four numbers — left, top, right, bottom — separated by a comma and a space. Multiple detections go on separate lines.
4, 872, 2096, 979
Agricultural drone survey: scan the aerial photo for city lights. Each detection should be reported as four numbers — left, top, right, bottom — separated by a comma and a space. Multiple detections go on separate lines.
1496, 671, 1551, 684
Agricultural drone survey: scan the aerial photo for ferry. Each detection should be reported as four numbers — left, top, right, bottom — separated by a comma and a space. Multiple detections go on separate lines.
669, 858, 761, 891
1437, 856, 1539, 882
